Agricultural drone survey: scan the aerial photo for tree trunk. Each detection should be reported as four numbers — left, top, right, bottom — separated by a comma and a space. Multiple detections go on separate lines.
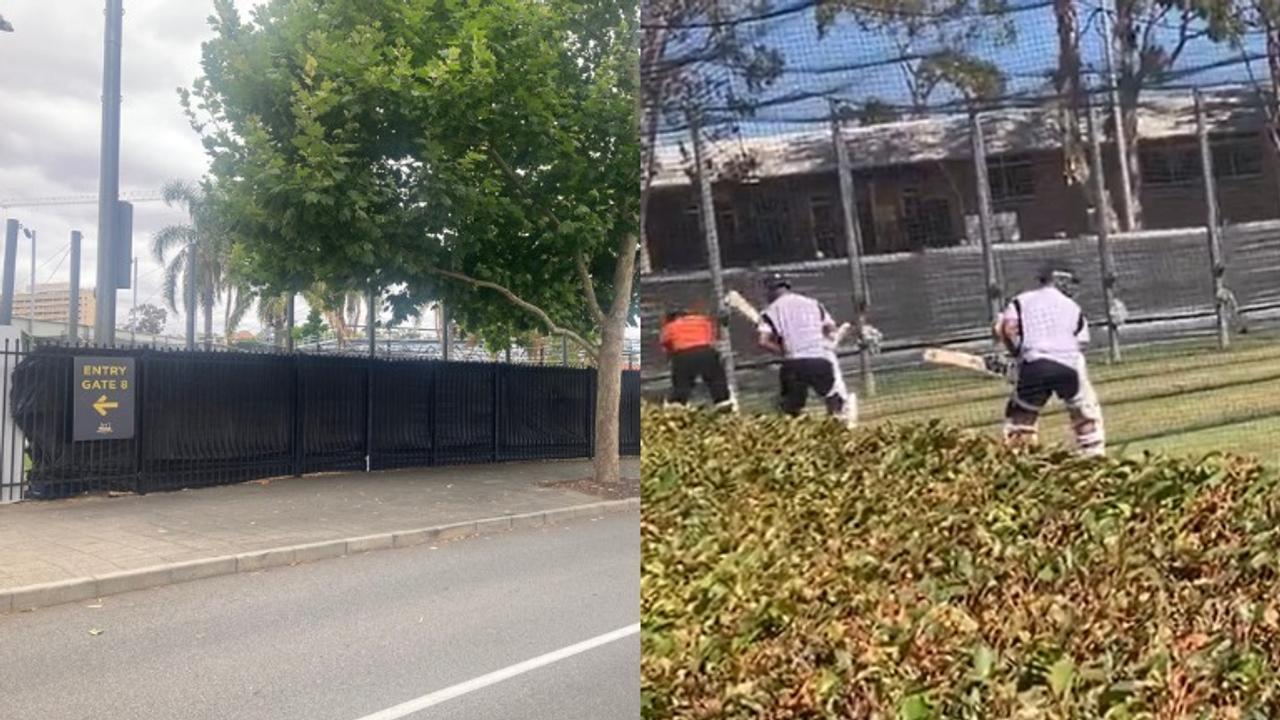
347, 293, 362, 340
223, 287, 234, 345
639, 194, 653, 275
1054, 0, 1093, 210
202, 289, 215, 350
1114, 0, 1144, 229
592, 320, 623, 485
591, 232, 639, 486
329, 310, 347, 348
1119, 85, 1144, 229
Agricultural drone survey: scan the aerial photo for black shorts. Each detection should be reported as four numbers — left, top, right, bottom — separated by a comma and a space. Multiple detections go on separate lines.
1008, 359, 1081, 416
669, 346, 730, 405
779, 357, 841, 416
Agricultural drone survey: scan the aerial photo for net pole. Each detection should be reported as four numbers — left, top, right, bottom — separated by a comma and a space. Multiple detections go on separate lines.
1086, 99, 1123, 362
1195, 89, 1231, 350
969, 111, 1003, 334
830, 105, 875, 396
689, 113, 738, 406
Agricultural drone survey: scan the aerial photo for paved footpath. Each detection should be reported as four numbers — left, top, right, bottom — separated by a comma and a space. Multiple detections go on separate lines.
0, 458, 638, 594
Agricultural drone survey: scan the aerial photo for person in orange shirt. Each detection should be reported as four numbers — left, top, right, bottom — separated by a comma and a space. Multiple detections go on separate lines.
660, 308, 733, 410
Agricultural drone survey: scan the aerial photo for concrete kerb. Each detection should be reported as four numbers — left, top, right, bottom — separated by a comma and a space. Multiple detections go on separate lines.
0, 497, 638, 615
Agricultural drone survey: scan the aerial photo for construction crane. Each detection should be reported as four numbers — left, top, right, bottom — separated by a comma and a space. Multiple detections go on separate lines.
0, 190, 165, 210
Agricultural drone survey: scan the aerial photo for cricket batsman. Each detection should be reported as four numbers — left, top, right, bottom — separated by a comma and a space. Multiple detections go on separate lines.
755, 274, 855, 426
660, 307, 734, 411
994, 262, 1105, 457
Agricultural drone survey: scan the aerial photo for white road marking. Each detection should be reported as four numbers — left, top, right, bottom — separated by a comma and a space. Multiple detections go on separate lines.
352, 623, 640, 720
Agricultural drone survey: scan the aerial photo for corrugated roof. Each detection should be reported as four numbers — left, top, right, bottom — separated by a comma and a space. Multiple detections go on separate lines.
651, 91, 1265, 188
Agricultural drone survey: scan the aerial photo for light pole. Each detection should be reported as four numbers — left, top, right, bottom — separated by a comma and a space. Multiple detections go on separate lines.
1, 220, 17, 325
130, 256, 137, 344
21, 228, 34, 336
94, 0, 124, 346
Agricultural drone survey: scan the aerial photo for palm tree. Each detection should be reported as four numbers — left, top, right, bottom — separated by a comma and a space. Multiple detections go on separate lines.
302, 282, 366, 348
221, 281, 255, 346
153, 180, 227, 349
256, 293, 290, 348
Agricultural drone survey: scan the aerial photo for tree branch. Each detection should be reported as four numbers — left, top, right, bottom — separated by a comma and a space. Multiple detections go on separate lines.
1166, 10, 1203, 69
483, 146, 564, 230
483, 144, 608, 327
425, 266, 599, 360
575, 251, 607, 324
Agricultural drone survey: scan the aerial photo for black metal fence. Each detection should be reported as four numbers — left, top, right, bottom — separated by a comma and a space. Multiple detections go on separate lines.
2, 343, 640, 500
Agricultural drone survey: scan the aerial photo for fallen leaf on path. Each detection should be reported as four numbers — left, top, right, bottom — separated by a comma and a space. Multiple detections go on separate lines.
85, 604, 103, 609
88, 628, 104, 636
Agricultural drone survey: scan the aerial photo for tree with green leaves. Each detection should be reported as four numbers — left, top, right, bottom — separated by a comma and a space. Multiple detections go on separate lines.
293, 308, 328, 343
814, 1, 1011, 238
817, 0, 1012, 115
125, 303, 168, 335
307, 283, 365, 349
1093, 0, 1234, 227
1050, 0, 1121, 233
1231, 0, 1280, 167
184, 0, 639, 483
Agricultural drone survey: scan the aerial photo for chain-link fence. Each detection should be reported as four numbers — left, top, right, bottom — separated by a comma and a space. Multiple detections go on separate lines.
641, 0, 1280, 466
260, 326, 640, 370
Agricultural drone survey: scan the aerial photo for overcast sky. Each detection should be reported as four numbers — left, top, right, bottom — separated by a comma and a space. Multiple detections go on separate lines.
1, 1, 637, 343
0, 1, 236, 335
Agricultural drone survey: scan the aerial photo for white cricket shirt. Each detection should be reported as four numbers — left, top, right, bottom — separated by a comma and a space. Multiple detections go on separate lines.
1002, 285, 1089, 368
758, 292, 835, 360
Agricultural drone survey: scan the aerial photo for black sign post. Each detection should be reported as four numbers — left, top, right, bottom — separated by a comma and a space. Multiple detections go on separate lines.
73, 356, 136, 441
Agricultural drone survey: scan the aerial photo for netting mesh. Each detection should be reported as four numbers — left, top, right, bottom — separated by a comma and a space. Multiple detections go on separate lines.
641, 0, 1280, 466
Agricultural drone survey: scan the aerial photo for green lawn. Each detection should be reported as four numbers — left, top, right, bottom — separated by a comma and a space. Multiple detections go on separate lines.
732, 331, 1280, 468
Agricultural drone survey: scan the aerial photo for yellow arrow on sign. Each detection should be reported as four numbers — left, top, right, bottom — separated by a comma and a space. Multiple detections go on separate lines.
93, 395, 119, 417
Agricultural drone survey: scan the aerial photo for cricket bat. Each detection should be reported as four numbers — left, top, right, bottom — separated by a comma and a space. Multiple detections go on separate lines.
724, 291, 855, 347
922, 348, 1011, 380
724, 290, 761, 325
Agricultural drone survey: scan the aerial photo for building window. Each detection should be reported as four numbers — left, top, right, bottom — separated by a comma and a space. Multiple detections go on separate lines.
716, 206, 737, 247
683, 203, 738, 241
748, 193, 792, 258
1212, 136, 1263, 180
987, 154, 1035, 201
809, 195, 841, 258
1140, 144, 1201, 186
902, 190, 955, 250
684, 204, 701, 231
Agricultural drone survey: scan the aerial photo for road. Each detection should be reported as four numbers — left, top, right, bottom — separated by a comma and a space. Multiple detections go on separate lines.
0, 512, 639, 720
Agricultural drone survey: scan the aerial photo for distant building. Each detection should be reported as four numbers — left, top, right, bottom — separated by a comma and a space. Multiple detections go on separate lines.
645, 91, 1280, 273
12, 283, 96, 324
